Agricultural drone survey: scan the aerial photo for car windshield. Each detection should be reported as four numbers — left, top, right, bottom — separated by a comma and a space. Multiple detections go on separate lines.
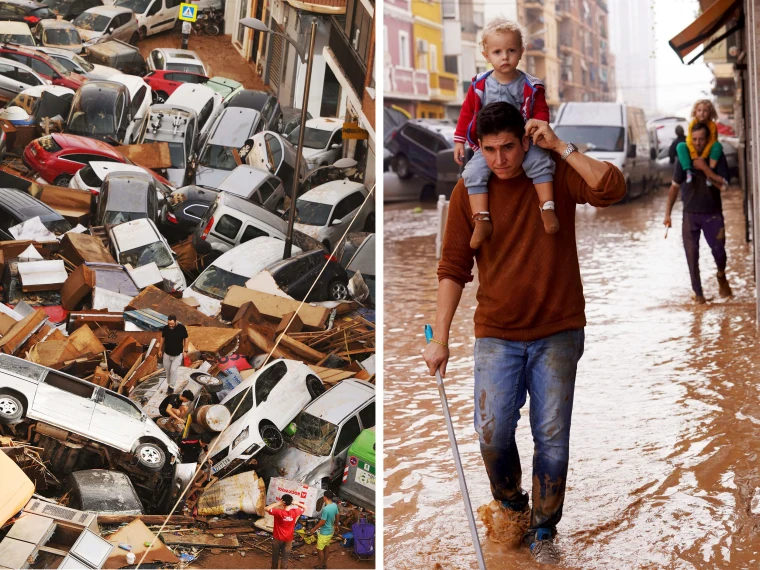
114, 0, 151, 13
7, 93, 40, 116
199, 144, 237, 170
167, 62, 204, 74
119, 240, 173, 268
41, 216, 73, 234
70, 52, 93, 71
104, 210, 147, 225
287, 411, 338, 456
168, 142, 185, 169
192, 265, 249, 299
0, 33, 34, 46
44, 28, 81, 46
287, 126, 331, 150
73, 12, 111, 32
41, 0, 68, 9
295, 199, 331, 226
552, 126, 625, 153
68, 93, 117, 136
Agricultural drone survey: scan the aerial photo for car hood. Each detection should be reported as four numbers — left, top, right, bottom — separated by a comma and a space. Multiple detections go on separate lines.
302, 148, 325, 161
159, 265, 186, 292
293, 223, 324, 240
182, 288, 221, 317
195, 168, 229, 189
166, 168, 186, 187
257, 445, 326, 485
78, 29, 104, 42
86, 63, 122, 80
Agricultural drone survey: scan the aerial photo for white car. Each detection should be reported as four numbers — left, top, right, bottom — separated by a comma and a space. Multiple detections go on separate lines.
0, 353, 180, 472
0, 21, 37, 47
1, 85, 74, 123
114, 0, 179, 39
32, 19, 82, 52
34, 46, 121, 80
0, 58, 48, 103
294, 180, 374, 251
287, 117, 343, 170
109, 73, 152, 143
147, 48, 207, 76
203, 359, 326, 475
165, 83, 222, 150
183, 237, 300, 317
109, 218, 186, 292
73, 6, 139, 46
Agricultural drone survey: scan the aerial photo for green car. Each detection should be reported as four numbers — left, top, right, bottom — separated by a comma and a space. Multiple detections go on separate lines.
340, 428, 375, 511
205, 77, 243, 104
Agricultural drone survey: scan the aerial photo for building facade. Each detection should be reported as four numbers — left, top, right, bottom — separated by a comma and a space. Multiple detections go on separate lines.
412, 0, 457, 118
518, 0, 561, 110
384, 0, 428, 117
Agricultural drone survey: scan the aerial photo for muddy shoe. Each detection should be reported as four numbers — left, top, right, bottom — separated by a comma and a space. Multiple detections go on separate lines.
717, 271, 733, 298
530, 529, 560, 565
693, 292, 707, 305
540, 201, 559, 234
470, 212, 492, 249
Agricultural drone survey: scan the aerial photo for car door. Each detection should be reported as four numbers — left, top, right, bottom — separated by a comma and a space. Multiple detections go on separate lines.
327, 128, 342, 162
30, 370, 96, 435
89, 389, 143, 451
0, 62, 34, 100
253, 361, 295, 427
329, 414, 362, 480
329, 191, 365, 242
114, 13, 132, 41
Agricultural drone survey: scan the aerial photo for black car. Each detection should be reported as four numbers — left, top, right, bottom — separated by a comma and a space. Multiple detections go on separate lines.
0, 0, 54, 25
163, 184, 216, 242
39, 0, 101, 20
0, 187, 71, 239
96, 171, 159, 226
268, 249, 349, 302
66, 80, 131, 145
227, 89, 283, 132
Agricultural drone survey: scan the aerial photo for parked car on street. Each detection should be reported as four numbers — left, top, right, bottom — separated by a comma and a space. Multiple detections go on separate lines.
62, 470, 145, 514
0, 21, 37, 46
70, 160, 171, 195
95, 170, 161, 226
34, 45, 120, 79
162, 184, 215, 240
109, 73, 151, 143
0, 187, 71, 239
1, 84, 74, 125
139, 103, 198, 187
73, 6, 139, 47
0, 57, 47, 102
23, 133, 127, 185
32, 18, 82, 52
341, 232, 374, 304
114, 0, 179, 40
0, 353, 181, 472
183, 236, 302, 317
147, 47, 207, 75
294, 180, 374, 251
195, 106, 260, 188
66, 80, 132, 144
109, 217, 186, 292
0, 43, 85, 89
85, 38, 146, 75
226, 88, 282, 132
0, 0, 54, 24
287, 116, 343, 171
266, 249, 350, 302
244, 130, 307, 202
165, 82, 222, 149
279, 105, 311, 137
212, 165, 285, 211
41, 0, 103, 21
143, 68, 207, 102
254, 379, 375, 487
204, 76, 242, 104
204, 358, 326, 475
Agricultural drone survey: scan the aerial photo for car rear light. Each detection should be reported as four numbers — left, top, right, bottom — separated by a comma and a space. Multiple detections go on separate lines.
167, 212, 178, 224
89, 189, 99, 196
24, 15, 40, 24
324, 253, 337, 262
201, 216, 214, 239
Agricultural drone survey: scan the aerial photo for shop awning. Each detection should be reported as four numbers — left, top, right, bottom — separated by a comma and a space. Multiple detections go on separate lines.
669, 0, 743, 64
285, 0, 346, 14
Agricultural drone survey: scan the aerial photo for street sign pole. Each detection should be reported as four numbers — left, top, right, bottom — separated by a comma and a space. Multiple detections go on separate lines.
178, 2, 197, 49
181, 20, 191, 49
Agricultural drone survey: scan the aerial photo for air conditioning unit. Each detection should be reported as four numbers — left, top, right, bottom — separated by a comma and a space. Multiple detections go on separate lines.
417, 39, 428, 53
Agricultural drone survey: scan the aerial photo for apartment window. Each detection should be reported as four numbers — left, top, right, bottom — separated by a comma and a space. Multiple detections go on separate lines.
444, 55, 457, 75
399, 31, 410, 68
346, 0, 372, 63
473, 11, 484, 27
429, 43, 438, 72
442, 0, 456, 19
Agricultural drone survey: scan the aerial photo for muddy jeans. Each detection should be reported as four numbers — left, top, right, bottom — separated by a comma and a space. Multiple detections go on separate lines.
682, 212, 727, 297
271, 538, 292, 568
474, 329, 585, 534
163, 352, 183, 389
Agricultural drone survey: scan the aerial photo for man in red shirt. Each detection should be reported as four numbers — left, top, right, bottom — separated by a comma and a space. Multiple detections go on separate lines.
266, 494, 304, 569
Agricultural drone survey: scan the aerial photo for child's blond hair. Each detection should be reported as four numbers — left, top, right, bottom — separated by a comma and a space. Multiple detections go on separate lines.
691, 99, 718, 122
481, 17, 527, 51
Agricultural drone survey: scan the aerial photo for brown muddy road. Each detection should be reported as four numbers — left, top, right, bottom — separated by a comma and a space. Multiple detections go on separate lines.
383, 185, 760, 569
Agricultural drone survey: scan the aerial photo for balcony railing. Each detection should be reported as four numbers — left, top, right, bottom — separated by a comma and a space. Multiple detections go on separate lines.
328, 17, 367, 98
388, 66, 429, 98
414, 68, 430, 97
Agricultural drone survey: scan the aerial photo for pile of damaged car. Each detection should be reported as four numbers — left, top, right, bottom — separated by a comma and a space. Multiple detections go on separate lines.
0, 21, 375, 569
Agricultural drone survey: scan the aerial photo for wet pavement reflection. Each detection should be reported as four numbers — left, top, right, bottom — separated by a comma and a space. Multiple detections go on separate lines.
383, 185, 760, 569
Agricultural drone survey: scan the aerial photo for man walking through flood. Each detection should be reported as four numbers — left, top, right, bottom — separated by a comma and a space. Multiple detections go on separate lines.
424, 101, 626, 565
663, 121, 732, 303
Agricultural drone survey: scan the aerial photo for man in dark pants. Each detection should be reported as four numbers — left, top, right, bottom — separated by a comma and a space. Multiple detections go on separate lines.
423, 102, 626, 565
669, 125, 686, 164
158, 314, 188, 394
664, 122, 732, 304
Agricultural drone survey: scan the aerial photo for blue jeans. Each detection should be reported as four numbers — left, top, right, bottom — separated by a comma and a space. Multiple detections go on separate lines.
474, 329, 585, 533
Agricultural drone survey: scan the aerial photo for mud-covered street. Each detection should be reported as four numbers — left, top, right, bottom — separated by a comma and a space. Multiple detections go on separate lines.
383, 185, 760, 569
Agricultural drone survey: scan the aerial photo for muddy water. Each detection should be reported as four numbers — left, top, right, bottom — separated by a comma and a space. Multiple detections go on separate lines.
383, 187, 760, 569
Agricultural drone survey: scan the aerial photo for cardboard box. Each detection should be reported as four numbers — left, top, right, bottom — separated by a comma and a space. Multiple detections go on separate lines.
59, 233, 115, 265
266, 477, 325, 518
60, 264, 95, 311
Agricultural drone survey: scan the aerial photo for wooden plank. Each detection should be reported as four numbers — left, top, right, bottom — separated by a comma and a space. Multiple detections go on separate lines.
244, 326, 296, 360
275, 312, 303, 335
221, 286, 330, 330
307, 365, 354, 384
116, 142, 172, 169
98, 514, 195, 525
161, 533, 239, 548
0, 310, 47, 354
127, 286, 229, 328
276, 333, 325, 363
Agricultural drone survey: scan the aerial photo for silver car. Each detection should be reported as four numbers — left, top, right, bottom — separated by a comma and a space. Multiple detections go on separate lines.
140, 103, 198, 187
0, 57, 46, 101
73, 6, 139, 47
34, 45, 120, 79
211, 165, 286, 212
0, 353, 180, 472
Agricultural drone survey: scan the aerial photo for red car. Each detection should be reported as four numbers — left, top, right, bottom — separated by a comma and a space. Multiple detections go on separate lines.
23, 133, 126, 186
0, 44, 85, 90
143, 70, 209, 103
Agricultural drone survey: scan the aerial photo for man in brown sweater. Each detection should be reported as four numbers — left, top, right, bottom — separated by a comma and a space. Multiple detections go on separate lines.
424, 102, 626, 565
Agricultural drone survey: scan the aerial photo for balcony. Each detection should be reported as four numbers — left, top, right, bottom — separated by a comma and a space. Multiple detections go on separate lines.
328, 17, 367, 98
430, 71, 458, 101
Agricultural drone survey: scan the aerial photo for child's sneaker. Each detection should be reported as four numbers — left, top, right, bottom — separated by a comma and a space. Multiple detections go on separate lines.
530, 528, 561, 565
540, 201, 559, 234
686, 170, 693, 184
470, 212, 492, 249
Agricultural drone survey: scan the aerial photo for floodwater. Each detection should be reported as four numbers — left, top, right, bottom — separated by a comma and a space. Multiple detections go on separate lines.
383, 185, 760, 569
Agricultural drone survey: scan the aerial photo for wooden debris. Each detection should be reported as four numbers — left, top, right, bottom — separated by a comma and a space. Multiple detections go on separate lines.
161, 532, 239, 548
221, 286, 331, 330
97, 514, 196, 526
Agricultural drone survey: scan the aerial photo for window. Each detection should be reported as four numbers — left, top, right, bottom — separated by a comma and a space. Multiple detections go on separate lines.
359, 401, 375, 429
335, 416, 361, 453
102, 392, 141, 419
44, 371, 95, 399
254, 361, 287, 405
184, 120, 194, 156
184, 204, 206, 219
214, 214, 242, 239
442, 0, 456, 18
429, 44, 438, 72
163, 72, 179, 81
18, 70, 42, 87
197, 98, 213, 130
30, 57, 55, 77
55, 57, 77, 72
151, 50, 162, 68
346, 0, 371, 63
2, 53, 28, 66
257, 178, 278, 203
398, 31, 410, 68
260, 97, 273, 122
0, 63, 16, 80
331, 191, 364, 223
225, 389, 254, 424
115, 13, 131, 27
132, 85, 146, 115
147, 0, 160, 15
328, 130, 342, 148
444, 55, 458, 75
240, 224, 268, 242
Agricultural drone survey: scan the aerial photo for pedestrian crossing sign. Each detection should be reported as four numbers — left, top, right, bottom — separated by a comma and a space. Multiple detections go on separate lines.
178, 2, 197, 22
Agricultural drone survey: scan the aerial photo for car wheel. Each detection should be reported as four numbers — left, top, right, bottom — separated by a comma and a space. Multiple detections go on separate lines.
0, 392, 24, 423
130, 33, 139, 46
327, 279, 349, 301
191, 372, 223, 393
259, 422, 284, 452
394, 154, 413, 180
54, 174, 72, 187
306, 375, 326, 400
139, 26, 147, 40
363, 213, 375, 233
154, 91, 168, 104
135, 442, 166, 472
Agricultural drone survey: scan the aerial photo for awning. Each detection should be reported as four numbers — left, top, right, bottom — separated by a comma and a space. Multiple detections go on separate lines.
669, 0, 743, 64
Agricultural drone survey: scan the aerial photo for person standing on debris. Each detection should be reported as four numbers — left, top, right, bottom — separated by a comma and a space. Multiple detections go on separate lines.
424, 102, 626, 565
664, 121, 732, 304
158, 314, 188, 394
309, 490, 339, 569
266, 494, 305, 569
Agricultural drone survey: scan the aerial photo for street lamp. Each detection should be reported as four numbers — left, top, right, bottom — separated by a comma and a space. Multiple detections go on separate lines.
241, 16, 318, 260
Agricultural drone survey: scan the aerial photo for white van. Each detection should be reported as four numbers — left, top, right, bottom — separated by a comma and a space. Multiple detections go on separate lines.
165, 83, 223, 149
552, 102, 657, 201
114, 0, 180, 38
